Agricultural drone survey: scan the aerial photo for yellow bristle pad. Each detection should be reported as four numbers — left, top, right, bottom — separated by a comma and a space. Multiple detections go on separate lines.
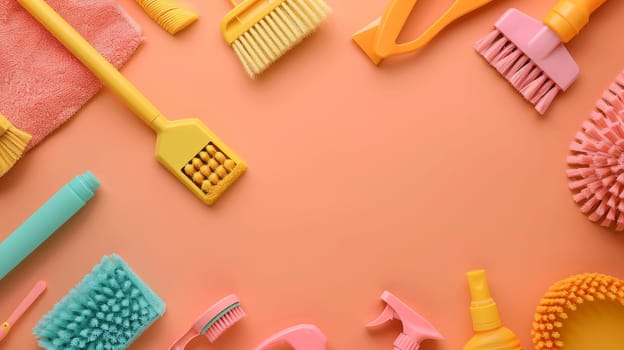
201, 180, 211, 192
192, 172, 204, 184
136, 0, 199, 35
208, 158, 219, 170
199, 165, 211, 177
532, 273, 624, 350
216, 166, 228, 178
221, 0, 331, 78
181, 142, 242, 199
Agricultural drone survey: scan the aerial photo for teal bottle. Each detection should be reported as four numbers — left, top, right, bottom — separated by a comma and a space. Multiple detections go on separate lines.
0, 171, 100, 280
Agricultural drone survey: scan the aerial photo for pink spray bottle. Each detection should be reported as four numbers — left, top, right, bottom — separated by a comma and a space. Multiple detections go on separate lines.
367, 291, 443, 350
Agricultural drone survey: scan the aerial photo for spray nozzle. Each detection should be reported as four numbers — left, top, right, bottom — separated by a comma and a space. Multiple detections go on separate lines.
467, 269, 502, 331
367, 291, 443, 350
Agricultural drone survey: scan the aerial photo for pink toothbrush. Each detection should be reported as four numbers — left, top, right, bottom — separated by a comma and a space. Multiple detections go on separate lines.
0, 280, 47, 342
254, 324, 327, 350
367, 291, 443, 350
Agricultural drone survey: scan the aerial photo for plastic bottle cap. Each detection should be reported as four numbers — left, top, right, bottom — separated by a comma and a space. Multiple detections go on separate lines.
467, 270, 502, 332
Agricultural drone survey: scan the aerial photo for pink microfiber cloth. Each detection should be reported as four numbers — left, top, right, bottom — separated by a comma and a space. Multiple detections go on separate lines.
0, 0, 142, 150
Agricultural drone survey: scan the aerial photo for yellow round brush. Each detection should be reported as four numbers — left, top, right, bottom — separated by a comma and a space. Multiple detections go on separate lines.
0, 114, 32, 178
532, 273, 624, 350
136, 0, 198, 35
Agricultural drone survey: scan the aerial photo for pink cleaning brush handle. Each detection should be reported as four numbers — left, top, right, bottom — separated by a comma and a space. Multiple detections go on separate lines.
169, 329, 199, 350
0, 280, 47, 342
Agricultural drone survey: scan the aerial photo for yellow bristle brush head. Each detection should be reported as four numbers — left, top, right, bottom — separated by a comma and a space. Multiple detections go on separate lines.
156, 119, 247, 205
0, 114, 32, 178
532, 273, 624, 350
221, 0, 331, 78
136, 0, 198, 35
18, 0, 246, 205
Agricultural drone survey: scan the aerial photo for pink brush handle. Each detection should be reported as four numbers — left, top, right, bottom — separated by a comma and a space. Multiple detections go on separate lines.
0, 280, 47, 341
168, 329, 199, 350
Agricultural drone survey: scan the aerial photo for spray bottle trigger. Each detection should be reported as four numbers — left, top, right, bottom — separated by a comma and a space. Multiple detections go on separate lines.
367, 304, 399, 327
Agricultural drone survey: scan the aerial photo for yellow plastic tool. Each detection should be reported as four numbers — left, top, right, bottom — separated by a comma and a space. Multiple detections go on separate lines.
463, 270, 523, 350
543, 0, 607, 43
532, 273, 624, 350
221, 0, 331, 78
353, 0, 495, 65
18, 0, 247, 205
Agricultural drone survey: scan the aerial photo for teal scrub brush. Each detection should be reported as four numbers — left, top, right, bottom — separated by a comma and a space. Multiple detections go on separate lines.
33, 254, 166, 350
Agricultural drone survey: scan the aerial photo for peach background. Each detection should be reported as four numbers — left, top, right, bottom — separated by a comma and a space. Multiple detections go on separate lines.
1, 0, 624, 349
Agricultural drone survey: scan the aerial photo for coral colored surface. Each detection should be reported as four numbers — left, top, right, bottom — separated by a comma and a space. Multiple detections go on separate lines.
1, 0, 624, 349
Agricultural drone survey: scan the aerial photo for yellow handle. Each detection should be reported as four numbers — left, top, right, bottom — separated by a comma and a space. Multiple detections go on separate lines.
375, 0, 495, 57
17, 0, 169, 132
543, 0, 607, 42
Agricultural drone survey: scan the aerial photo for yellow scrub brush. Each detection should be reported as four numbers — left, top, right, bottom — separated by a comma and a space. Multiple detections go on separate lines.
532, 273, 624, 350
0, 114, 32, 178
136, 0, 199, 35
19, 0, 246, 205
221, 0, 331, 78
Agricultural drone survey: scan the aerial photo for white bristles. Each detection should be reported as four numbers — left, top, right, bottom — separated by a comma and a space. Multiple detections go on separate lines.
475, 29, 561, 115
231, 0, 331, 78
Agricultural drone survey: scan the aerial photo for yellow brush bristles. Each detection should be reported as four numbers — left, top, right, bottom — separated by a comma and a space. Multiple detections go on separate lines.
0, 114, 32, 177
230, 0, 331, 78
532, 273, 624, 350
136, 0, 198, 35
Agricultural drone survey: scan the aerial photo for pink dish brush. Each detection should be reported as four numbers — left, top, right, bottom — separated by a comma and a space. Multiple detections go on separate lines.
475, 0, 607, 115
169, 294, 245, 349
567, 70, 624, 231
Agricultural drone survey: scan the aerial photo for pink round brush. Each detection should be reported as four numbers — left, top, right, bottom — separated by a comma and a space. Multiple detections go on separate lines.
567, 70, 624, 231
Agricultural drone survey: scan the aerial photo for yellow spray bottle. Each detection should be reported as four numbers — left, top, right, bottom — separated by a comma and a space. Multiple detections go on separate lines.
463, 269, 523, 350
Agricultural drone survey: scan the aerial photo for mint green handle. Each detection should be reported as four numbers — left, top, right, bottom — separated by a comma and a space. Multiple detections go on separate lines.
0, 172, 100, 280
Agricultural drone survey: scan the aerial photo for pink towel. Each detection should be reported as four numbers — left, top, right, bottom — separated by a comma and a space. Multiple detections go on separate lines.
0, 0, 142, 149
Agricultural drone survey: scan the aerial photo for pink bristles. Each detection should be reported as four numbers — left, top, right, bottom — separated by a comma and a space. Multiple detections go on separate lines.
205, 305, 246, 342
475, 29, 560, 115
567, 70, 624, 231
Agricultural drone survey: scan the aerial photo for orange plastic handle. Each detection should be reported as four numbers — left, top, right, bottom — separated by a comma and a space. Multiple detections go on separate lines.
543, 0, 607, 42
375, 0, 495, 57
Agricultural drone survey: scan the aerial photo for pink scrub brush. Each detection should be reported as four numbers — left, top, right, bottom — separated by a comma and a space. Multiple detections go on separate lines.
567, 70, 624, 231
169, 294, 245, 349
475, 0, 607, 115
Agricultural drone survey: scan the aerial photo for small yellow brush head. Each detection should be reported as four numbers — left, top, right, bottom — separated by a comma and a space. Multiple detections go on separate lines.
0, 114, 32, 177
137, 0, 199, 35
221, 0, 331, 78
532, 273, 624, 350
155, 119, 246, 205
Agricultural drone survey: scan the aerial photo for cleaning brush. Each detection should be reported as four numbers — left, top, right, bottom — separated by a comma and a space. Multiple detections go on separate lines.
0, 113, 32, 177
221, 0, 331, 78
567, 70, 624, 231
532, 273, 624, 350
135, 0, 199, 35
169, 294, 245, 349
19, 0, 246, 205
34, 254, 166, 349
475, 0, 606, 115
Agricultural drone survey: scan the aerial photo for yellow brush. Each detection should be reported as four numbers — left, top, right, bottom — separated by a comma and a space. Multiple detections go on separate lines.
0, 114, 32, 178
18, 0, 246, 205
135, 0, 198, 35
532, 273, 624, 350
221, 0, 331, 78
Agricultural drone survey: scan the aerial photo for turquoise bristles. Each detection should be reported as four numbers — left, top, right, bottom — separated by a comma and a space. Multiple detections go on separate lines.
33, 254, 166, 349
